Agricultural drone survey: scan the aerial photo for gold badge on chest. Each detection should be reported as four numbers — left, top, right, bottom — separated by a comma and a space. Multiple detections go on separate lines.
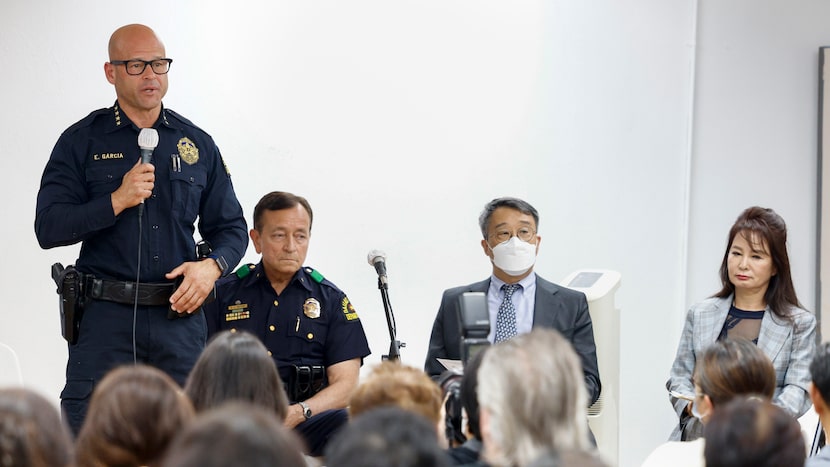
177, 137, 199, 165
303, 298, 321, 319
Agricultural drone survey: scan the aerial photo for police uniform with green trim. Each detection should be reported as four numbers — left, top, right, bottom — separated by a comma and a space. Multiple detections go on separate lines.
203, 261, 371, 455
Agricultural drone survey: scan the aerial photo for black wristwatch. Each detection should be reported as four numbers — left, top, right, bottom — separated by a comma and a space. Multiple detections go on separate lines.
298, 401, 312, 420
208, 254, 228, 275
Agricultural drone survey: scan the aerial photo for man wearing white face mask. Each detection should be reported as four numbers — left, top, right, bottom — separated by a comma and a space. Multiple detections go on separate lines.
424, 197, 601, 407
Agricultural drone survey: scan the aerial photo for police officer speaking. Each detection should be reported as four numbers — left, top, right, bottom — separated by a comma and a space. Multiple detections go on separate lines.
35, 24, 248, 433
203, 191, 371, 457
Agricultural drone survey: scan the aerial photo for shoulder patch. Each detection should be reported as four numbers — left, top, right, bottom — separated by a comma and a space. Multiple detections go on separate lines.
341, 297, 359, 321
306, 268, 325, 283
235, 263, 255, 279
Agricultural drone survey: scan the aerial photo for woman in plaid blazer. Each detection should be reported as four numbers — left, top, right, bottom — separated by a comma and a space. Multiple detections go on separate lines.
666, 206, 816, 441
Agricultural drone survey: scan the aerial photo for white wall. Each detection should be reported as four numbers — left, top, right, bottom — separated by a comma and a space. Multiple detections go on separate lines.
3, 1, 824, 466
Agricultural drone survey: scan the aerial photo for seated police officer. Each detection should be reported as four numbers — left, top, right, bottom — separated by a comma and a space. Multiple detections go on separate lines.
203, 191, 371, 457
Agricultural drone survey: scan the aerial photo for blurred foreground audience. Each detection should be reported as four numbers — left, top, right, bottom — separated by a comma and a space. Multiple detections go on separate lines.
0, 387, 73, 467
74, 364, 194, 467
161, 401, 307, 467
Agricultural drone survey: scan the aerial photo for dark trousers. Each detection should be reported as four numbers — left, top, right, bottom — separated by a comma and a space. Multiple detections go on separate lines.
60, 299, 206, 434
294, 408, 349, 457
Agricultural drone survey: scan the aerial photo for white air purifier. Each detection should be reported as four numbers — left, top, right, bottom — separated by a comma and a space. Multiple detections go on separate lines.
561, 269, 621, 466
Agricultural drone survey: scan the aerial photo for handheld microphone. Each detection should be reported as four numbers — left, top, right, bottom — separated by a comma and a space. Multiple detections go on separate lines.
137, 128, 158, 215
138, 128, 159, 164
367, 250, 388, 285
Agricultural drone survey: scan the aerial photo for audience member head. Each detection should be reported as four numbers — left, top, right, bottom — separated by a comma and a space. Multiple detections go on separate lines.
185, 329, 288, 420
703, 398, 804, 467
715, 206, 800, 314
325, 406, 452, 467
459, 347, 486, 441
810, 342, 830, 401
477, 328, 589, 466
161, 401, 306, 467
75, 363, 194, 467
0, 387, 73, 467
692, 337, 776, 423
348, 360, 443, 426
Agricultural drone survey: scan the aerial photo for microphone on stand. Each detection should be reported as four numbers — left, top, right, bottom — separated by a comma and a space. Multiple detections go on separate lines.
137, 128, 158, 217
367, 249, 388, 287
367, 249, 403, 361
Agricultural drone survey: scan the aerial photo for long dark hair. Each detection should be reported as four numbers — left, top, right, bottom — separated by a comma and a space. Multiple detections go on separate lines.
184, 330, 288, 420
713, 206, 802, 318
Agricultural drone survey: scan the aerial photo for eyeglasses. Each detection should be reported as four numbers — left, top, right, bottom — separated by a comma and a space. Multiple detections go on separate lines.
110, 58, 173, 76
488, 227, 536, 244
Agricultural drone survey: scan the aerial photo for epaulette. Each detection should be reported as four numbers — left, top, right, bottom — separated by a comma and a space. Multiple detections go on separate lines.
235, 263, 256, 279
305, 267, 325, 283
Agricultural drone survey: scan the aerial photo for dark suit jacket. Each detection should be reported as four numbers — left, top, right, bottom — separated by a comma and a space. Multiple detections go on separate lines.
424, 275, 601, 405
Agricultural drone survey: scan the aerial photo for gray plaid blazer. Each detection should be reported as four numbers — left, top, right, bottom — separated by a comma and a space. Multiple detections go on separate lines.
666, 295, 816, 441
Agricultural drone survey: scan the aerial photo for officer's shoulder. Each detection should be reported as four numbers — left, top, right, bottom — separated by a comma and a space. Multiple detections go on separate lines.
63, 108, 111, 135
216, 263, 255, 287
303, 267, 339, 289
164, 108, 210, 135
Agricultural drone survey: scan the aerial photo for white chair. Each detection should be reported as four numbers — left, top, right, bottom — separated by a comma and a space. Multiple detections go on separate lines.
0, 342, 23, 386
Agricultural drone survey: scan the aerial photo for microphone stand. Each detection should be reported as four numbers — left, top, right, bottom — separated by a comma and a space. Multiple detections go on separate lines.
377, 276, 404, 361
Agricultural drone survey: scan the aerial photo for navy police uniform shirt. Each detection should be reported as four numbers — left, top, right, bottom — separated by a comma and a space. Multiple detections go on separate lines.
35, 101, 248, 281
204, 262, 372, 384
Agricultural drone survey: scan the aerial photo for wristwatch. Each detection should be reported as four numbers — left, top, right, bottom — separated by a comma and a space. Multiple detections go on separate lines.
208, 254, 228, 275
298, 401, 312, 420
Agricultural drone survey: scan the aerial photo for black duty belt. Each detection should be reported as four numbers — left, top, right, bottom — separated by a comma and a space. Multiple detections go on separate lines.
85, 276, 175, 307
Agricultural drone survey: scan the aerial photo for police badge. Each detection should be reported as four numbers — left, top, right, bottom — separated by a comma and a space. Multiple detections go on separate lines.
303, 298, 321, 319
177, 137, 199, 165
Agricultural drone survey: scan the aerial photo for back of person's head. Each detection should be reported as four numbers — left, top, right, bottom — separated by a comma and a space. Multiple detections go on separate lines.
325, 406, 451, 467
161, 401, 307, 467
703, 398, 805, 467
810, 342, 830, 402
477, 328, 589, 466
460, 347, 486, 440
184, 329, 288, 419
0, 387, 73, 467
348, 360, 443, 425
74, 363, 194, 467
525, 448, 610, 467
694, 337, 776, 408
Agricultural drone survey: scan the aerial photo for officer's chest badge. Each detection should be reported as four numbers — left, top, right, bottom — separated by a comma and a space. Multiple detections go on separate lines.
224, 301, 250, 322
177, 137, 199, 165
303, 298, 321, 319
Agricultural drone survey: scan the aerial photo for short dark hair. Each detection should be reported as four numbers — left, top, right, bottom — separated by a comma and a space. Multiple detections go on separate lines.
160, 401, 307, 467
325, 406, 452, 467
184, 330, 289, 420
810, 342, 830, 403
478, 197, 539, 239
253, 191, 313, 232
703, 398, 805, 467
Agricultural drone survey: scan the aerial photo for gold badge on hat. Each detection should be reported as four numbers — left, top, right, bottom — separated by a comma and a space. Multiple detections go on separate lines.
177, 137, 199, 165
303, 298, 321, 319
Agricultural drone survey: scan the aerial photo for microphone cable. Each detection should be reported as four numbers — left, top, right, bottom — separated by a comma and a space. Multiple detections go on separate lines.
131, 128, 158, 365
132, 198, 144, 365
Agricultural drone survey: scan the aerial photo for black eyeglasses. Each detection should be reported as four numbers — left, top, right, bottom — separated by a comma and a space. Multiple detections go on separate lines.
110, 58, 173, 76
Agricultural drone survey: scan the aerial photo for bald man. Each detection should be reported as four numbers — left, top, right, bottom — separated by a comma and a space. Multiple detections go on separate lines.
36, 24, 248, 432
